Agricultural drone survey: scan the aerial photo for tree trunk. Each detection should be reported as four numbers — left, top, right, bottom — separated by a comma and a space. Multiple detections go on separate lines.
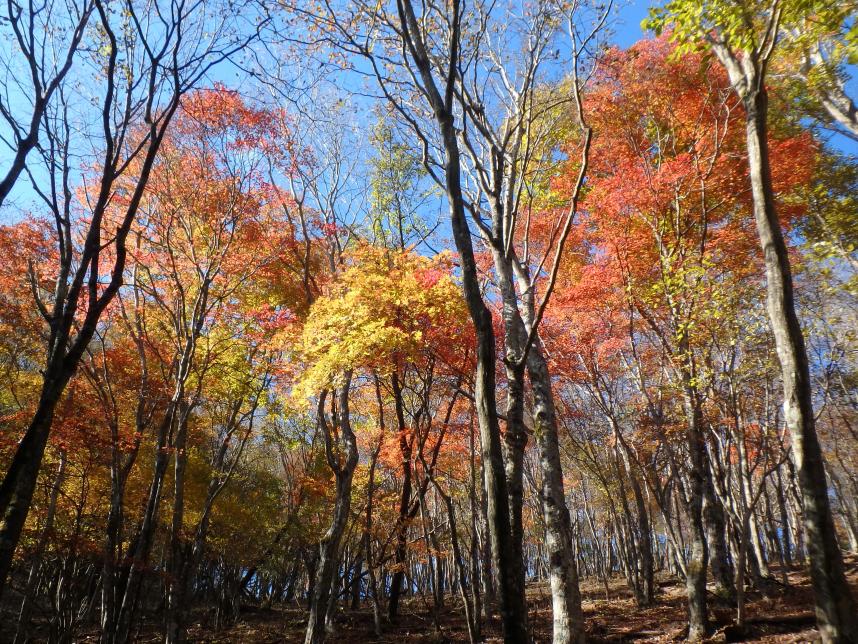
630, 464, 654, 605
14, 450, 67, 643
491, 248, 529, 612
527, 344, 586, 643
101, 439, 129, 643
112, 406, 177, 644
392, 2, 529, 636
0, 370, 69, 596
703, 463, 736, 603
683, 400, 709, 641
736, 510, 751, 628
305, 380, 359, 644
478, 478, 495, 625
363, 403, 383, 637
165, 409, 191, 644
439, 488, 477, 644
387, 372, 413, 621
440, 95, 529, 644
742, 85, 858, 642
678, 356, 709, 639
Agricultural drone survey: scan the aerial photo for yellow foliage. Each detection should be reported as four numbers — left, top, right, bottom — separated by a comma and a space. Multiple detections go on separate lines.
295, 245, 466, 399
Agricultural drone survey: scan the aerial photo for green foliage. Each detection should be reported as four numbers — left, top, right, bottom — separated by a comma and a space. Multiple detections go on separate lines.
645, 0, 858, 67
368, 118, 434, 249
798, 151, 858, 293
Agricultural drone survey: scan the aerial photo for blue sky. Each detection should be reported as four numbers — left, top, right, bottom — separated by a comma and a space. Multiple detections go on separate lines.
612, 0, 654, 47
0, 0, 855, 223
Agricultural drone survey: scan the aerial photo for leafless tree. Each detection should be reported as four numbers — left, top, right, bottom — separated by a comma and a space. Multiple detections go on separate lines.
0, 0, 93, 207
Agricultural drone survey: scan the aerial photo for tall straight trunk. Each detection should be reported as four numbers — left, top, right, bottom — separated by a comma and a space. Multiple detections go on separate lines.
507, 239, 585, 641
682, 390, 709, 641
435, 483, 477, 644
673, 333, 710, 640
366, 387, 384, 636
468, 418, 484, 639
742, 85, 858, 642
492, 247, 530, 612
421, 490, 445, 609
775, 466, 793, 565
502, 361, 528, 603
629, 460, 654, 605
830, 471, 858, 554
764, 484, 788, 573
387, 371, 413, 621
113, 309, 203, 642
165, 409, 191, 644
169, 412, 250, 642
736, 507, 753, 627
304, 550, 319, 610
478, 479, 495, 624
614, 427, 655, 606
703, 462, 736, 603
612, 445, 644, 605
526, 344, 585, 643
349, 553, 362, 610
112, 404, 178, 644
393, 2, 528, 637
100, 446, 128, 644
443, 99, 528, 643
748, 490, 771, 580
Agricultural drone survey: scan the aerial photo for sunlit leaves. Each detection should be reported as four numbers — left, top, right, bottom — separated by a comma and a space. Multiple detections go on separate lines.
296, 245, 467, 396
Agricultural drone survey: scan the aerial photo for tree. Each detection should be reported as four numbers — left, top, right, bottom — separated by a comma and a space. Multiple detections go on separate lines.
648, 2, 858, 639
122, 87, 298, 644
0, 0, 264, 596
296, 245, 468, 642
447, 7, 610, 639
300, 1, 611, 638
300, 0, 529, 637
0, 0, 92, 206
780, 1, 858, 141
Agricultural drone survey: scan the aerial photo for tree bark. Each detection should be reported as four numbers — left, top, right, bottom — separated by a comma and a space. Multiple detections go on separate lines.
305, 379, 359, 644
165, 409, 191, 644
492, 247, 530, 613
703, 462, 736, 603
0, 368, 71, 597
682, 391, 710, 641
382, 1, 529, 639
742, 84, 858, 642
387, 371, 413, 621
527, 343, 586, 643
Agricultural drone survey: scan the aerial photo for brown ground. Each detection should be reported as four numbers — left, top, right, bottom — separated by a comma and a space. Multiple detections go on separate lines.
9, 557, 855, 642
176, 557, 858, 643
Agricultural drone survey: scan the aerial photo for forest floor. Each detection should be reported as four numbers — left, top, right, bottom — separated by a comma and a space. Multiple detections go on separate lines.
7, 556, 856, 642
178, 556, 858, 643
